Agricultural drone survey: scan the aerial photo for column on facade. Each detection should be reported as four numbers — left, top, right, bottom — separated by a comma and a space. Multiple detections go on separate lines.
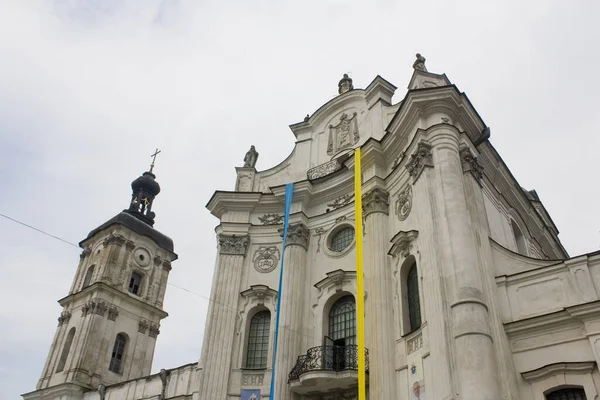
362, 188, 398, 399
99, 233, 126, 284
427, 125, 499, 399
273, 223, 309, 400
198, 234, 249, 400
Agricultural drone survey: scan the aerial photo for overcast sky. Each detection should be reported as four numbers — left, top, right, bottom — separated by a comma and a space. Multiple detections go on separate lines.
1, 1, 600, 399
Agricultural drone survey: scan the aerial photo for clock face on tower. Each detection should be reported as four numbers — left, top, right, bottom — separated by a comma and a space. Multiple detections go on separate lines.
134, 248, 151, 267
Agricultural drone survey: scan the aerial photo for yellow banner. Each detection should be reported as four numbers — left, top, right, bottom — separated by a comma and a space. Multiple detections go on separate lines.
354, 148, 366, 400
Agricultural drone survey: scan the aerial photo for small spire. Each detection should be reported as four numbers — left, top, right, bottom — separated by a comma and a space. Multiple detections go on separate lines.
149, 148, 161, 173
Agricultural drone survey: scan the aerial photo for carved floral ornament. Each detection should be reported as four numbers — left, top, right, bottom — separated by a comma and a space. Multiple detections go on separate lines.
405, 142, 434, 182
362, 188, 389, 218
460, 147, 484, 182
279, 223, 310, 250
307, 158, 343, 180
252, 246, 280, 273
218, 234, 249, 256
258, 213, 283, 225
57, 311, 71, 327
395, 185, 413, 221
327, 193, 354, 210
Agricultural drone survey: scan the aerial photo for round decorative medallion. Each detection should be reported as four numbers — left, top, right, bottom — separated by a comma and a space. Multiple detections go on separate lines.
252, 246, 280, 273
395, 185, 413, 221
134, 248, 151, 267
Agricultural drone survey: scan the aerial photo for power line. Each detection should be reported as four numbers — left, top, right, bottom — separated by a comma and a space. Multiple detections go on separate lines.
0, 211, 318, 342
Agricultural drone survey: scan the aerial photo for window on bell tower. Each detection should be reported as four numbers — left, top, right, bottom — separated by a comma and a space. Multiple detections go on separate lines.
82, 265, 94, 289
109, 333, 128, 374
128, 272, 142, 295
55, 327, 75, 373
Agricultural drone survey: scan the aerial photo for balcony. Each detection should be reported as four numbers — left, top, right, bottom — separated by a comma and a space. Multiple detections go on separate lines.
288, 345, 369, 394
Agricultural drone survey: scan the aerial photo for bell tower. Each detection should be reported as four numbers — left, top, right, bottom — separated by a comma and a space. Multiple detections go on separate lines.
23, 164, 177, 400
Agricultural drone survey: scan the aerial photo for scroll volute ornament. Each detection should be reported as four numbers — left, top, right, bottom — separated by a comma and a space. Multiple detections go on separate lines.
362, 188, 389, 218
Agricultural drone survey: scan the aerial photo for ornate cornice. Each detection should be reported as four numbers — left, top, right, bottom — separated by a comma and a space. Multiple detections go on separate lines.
389, 230, 419, 257
362, 188, 389, 218
460, 148, 484, 182
241, 284, 278, 305
281, 223, 310, 250
103, 233, 126, 247
406, 142, 433, 182
218, 234, 249, 256
521, 362, 595, 382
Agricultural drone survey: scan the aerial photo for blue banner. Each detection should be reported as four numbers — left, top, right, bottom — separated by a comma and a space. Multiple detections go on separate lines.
268, 183, 294, 400
241, 389, 261, 400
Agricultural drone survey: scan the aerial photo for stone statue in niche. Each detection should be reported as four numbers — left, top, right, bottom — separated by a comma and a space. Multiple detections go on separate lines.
413, 53, 427, 72
243, 145, 259, 168
338, 73, 353, 94
327, 112, 359, 155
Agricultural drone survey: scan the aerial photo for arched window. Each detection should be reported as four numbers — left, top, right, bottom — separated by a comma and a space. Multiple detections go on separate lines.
56, 327, 75, 373
511, 219, 527, 255
109, 333, 127, 374
82, 265, 95, 289
245, 310, 271, 369
329, 296, 356, 346
128, 272, 142, 295
546, 388, 587, 400
407, 263, 421, 332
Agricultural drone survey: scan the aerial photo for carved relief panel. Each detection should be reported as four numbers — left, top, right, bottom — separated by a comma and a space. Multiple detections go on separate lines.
327, 112, 359, 155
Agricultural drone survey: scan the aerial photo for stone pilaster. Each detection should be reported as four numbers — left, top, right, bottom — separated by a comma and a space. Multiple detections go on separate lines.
362, 188, 398, 399
273, 223, 309, 400
428, 127, 499, 399
198, 234, 249, 400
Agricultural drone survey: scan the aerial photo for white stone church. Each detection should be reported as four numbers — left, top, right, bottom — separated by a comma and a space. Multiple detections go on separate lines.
23, 56, 600, 400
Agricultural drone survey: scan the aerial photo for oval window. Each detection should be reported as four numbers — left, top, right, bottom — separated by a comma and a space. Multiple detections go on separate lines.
329, 227, 355, 252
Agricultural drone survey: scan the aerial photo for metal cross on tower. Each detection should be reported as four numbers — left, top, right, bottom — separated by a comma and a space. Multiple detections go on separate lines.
149, 148, 161, 173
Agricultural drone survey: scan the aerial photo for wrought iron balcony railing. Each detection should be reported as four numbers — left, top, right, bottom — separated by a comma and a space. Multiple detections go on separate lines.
288, 345, 369, 381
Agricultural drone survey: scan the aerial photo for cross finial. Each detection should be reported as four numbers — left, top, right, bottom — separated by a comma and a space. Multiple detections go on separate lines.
150, 148, 161, 173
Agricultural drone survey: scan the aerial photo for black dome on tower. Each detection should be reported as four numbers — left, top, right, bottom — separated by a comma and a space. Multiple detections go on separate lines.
125, 170, 161, 227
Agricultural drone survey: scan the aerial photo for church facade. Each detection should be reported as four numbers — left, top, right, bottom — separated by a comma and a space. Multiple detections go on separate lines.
23, 56, 600, 400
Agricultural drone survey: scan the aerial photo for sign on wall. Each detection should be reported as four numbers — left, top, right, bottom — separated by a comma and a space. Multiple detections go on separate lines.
407, 351, 425, 400
241, 389, 261, 400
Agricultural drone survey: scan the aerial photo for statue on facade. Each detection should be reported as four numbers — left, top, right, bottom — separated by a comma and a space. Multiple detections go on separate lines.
243, 145, 259, 168
338, 73, 353, 94
413, 53, 427, 72
98, 383, 106, 400
159, 368, 169, 400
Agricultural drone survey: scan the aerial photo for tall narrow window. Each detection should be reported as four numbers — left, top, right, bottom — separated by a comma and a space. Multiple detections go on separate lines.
546, 388, 586, 400
82, 265, 95, 289
56, 327, 75, 373
109, 333, 127, 374
246, 310, 270, 369
407, 263, 421, 331
511, 220, 527, 255
128, 272, 142, 295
